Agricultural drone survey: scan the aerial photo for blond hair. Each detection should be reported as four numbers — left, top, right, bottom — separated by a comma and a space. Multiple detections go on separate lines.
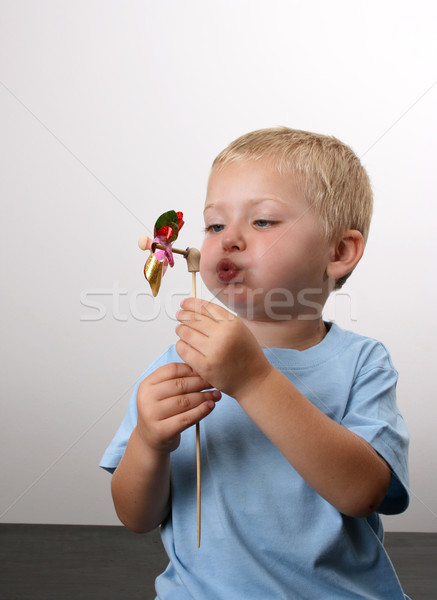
212, 127, 373, 288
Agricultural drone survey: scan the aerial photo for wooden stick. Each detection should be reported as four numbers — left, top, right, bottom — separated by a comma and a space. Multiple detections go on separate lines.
196, 422, 201, 547
138, 236, 189, 257
140, 237, 202, 546
186, 249, 202, 548
192, 269, 201, 547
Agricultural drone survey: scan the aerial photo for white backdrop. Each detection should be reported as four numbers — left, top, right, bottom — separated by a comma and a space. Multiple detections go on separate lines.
1, 0, 436, 532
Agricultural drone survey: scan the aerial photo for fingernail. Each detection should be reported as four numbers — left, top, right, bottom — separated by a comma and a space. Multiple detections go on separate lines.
212, 390, 221, 400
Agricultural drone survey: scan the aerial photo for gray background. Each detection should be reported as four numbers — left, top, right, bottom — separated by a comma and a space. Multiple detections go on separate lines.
1, 0, 436, 532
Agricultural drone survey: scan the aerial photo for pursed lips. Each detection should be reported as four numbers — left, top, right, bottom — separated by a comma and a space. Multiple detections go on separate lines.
216, 259, 243, 283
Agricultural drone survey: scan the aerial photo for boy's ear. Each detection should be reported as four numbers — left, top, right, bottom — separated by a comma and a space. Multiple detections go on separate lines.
326, 230, 365, 281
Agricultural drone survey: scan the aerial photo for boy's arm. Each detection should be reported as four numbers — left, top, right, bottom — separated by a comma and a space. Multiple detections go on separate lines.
110, 362, 220, 533
176, 299, 391, 519
111, 427, 171, 533
235, 368, 391, 518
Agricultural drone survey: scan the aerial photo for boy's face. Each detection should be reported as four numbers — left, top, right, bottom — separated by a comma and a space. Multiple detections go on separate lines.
200, 160, 335, 320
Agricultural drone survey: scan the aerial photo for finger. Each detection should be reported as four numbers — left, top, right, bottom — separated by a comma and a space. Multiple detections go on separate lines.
175, 323, 211, 357
160, 388, 221, 421
147, 362, 196, 385
141, 363, 213, 404
176, 339, 208, 378
153, 372, 214, 404
175, 310, 217, 338
137, 373, 220, 427
144, 391, 220, 449
161, 396, 219, 437
180, 297, 235, 322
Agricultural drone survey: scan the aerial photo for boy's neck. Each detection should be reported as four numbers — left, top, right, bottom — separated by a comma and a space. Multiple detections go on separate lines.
243, 317, 328, 351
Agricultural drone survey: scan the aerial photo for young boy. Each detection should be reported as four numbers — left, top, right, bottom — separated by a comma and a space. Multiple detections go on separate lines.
100, 127, 410, 599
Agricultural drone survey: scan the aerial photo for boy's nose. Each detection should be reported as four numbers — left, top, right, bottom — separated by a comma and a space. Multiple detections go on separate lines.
221, 229, 246, 252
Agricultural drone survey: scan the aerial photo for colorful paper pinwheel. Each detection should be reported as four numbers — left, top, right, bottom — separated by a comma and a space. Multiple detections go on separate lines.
138, 211, 202, 547
143, 210, 185, 296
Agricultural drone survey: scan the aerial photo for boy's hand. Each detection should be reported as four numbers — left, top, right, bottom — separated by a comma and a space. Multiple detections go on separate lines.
175, 298, 273, 399
136, 362, 221, 454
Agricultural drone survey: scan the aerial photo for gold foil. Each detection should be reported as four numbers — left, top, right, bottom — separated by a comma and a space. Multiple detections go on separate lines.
144, 253, 163, 297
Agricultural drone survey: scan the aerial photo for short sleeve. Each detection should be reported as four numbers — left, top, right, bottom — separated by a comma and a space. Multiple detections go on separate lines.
99, 345, 183, 473
340, 343, 409, 515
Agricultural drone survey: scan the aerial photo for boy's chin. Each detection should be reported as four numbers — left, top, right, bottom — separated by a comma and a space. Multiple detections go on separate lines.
215, 291, 290, 321
211, 286, 254, 311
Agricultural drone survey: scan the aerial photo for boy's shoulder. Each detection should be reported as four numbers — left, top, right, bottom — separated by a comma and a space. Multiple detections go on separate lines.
263, 323, 396, 374
329, 323, 396, 372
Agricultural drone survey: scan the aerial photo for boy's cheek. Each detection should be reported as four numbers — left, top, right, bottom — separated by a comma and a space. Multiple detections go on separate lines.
199, 263, 216, 294
198, 249, 211, 280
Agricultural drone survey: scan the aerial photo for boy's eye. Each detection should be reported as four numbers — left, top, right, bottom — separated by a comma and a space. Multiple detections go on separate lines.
254, 219, 276, 228
205, 224, 225, 233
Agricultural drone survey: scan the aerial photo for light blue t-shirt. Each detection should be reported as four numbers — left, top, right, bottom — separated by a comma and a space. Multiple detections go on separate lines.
100, 323, 410, 599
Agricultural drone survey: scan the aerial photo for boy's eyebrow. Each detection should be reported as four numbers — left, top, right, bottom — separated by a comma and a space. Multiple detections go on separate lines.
204, 197, 289, 213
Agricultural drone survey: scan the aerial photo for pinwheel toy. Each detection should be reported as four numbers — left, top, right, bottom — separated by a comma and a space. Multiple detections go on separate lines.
138, 210, 202, 547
